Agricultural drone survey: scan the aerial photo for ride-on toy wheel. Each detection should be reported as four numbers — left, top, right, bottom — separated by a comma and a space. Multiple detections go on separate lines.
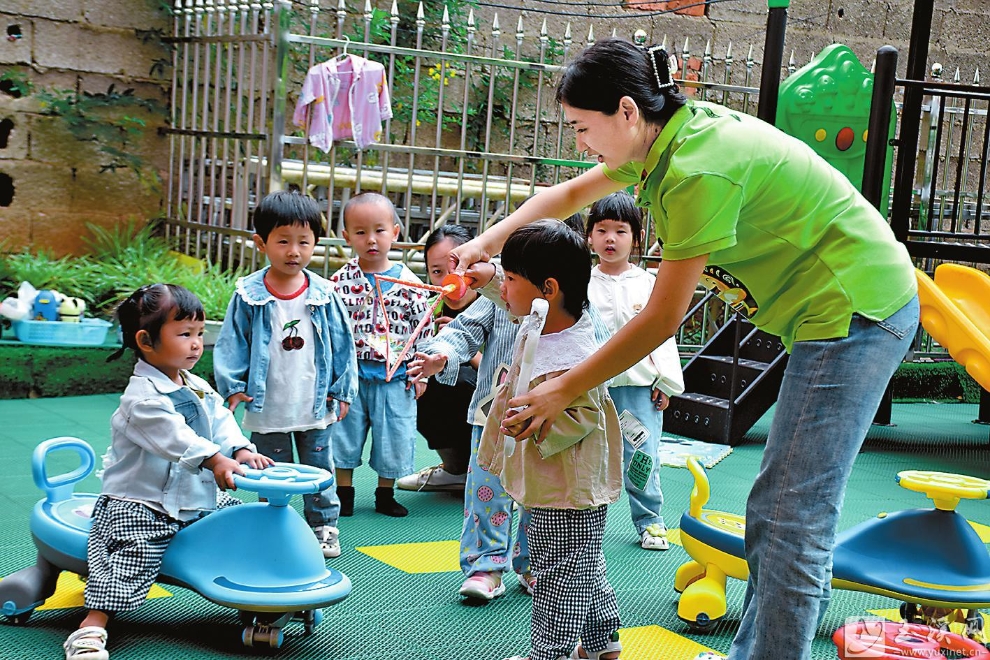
294, 609, 323, 635
3, 610, 33, 625
242, 623, 284, 649
896, 471, 990, 511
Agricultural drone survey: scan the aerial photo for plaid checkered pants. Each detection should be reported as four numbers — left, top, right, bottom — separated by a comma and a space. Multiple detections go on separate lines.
528, 505, 620, 660
84, 493, 240, 613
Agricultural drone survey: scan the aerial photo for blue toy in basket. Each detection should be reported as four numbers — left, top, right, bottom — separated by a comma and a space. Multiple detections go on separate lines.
0, 437, 351, 649
32, 290, 61, 321
675, 457, 990, 639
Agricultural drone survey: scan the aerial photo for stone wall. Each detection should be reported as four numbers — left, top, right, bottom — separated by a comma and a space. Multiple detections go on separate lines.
0, 0, 170, 256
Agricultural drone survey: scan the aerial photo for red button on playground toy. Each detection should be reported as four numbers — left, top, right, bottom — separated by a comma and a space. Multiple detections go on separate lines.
833, 620, 990, 660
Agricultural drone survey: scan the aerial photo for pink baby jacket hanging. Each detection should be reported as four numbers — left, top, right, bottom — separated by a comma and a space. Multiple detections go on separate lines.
293, 54, 392, 152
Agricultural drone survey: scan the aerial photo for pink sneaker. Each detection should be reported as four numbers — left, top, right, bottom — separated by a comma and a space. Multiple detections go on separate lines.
459, 571, 505, 601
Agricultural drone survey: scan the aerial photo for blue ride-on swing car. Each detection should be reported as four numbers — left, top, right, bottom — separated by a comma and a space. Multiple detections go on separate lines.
0, 437, 351, 649
674, 457, 990, 638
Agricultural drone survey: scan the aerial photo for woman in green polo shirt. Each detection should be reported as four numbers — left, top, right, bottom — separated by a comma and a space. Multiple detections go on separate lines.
451, 38, 919, 660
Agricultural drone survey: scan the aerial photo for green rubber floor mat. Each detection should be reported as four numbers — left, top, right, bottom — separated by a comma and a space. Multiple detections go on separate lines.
0, 396, 987, 660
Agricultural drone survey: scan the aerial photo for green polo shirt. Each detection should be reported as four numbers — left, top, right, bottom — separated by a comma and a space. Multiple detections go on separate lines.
603, 100, 916, 351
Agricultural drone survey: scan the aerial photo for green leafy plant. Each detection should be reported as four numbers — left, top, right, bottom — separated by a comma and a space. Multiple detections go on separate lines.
36, 85, 166, 184
175, 261, 242, 321
0, 69, 33, 98
1, 221, 243, 322
0, 251, 98, 302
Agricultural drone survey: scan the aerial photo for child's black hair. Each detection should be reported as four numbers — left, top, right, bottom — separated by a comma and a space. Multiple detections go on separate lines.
107, 284, 205, 362
424, 223, 474, 254
342, 192, 398, 230
587, 191, 644, 260
561, 212, 586, 237
253, 190, 324, 242
501, 219, 591, 320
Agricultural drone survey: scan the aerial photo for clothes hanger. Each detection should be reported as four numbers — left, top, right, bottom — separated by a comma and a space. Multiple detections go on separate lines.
333, 35, 351, 63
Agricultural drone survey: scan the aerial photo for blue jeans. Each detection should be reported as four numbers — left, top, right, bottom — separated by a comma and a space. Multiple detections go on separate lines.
609, 386, 665, 535
727, 296, 919, 660
461, 426, 531, 577
332, 377, 417, 479
250, 427, 340, 528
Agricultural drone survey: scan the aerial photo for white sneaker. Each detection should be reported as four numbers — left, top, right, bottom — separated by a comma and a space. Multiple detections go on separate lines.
459, 571, 506, 600
314, 525, 340, 558
641, 523, 669, 550
396, 465, 466, 492
64, 626, 108, 660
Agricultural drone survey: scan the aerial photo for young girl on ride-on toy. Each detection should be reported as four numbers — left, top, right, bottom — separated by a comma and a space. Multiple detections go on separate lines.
62, 284, 273, 660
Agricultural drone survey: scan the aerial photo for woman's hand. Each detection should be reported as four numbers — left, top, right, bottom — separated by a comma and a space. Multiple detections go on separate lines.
449, 237, 493, 276
411, 378, 427, 399
651, 388, 670, 411
500, 376, 579, 443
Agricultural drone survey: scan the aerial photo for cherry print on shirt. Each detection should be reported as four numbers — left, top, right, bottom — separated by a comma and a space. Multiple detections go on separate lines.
281, 319, 304, 351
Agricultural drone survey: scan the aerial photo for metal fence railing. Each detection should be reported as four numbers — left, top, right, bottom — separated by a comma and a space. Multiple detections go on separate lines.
162, 0, 778, 351
161, 1, 989, 356
890, 71, 990, 264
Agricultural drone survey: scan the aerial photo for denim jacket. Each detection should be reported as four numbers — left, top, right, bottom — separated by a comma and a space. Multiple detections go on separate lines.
101, 360, 256, 521
213, 267, 358, 419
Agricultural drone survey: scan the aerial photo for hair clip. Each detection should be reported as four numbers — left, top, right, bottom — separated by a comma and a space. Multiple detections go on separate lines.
647, 45, 676, 91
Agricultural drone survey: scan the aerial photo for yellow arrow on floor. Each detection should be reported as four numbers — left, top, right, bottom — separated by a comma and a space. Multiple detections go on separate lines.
0, 572, 171, 612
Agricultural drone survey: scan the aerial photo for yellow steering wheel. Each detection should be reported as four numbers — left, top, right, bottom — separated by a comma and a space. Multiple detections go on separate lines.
896, 470, 990, 511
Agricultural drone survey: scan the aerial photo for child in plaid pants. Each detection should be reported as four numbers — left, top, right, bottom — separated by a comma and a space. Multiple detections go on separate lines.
63, 284, 272, 660
474, 220, 624, 660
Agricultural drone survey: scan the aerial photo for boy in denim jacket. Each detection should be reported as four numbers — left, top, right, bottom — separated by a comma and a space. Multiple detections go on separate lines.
214, 190, 357, 558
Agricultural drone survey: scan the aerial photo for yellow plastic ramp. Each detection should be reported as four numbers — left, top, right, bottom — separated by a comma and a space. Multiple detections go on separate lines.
915, 264, 990, 391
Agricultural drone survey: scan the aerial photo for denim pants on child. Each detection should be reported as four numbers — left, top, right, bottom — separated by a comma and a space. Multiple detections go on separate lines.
251, 427, 339, 527
608, 385, 665, 535
726, 297, 919, 660
461, 425, 531, 577
332, 377, 417, 479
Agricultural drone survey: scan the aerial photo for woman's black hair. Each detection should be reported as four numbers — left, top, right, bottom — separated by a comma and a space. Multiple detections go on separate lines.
107, 283, 205, 362
424, 223, 474, 254
253, 190, 324, 241
501, 219, 591, 319
587, 191, 645, 260
556, 37, 687, 126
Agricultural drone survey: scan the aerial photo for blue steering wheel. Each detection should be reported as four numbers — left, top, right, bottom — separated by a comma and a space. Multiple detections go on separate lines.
232, 463, 334, 507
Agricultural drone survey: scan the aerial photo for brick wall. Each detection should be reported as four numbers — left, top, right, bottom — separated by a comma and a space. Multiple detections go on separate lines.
0, 0, 169, 256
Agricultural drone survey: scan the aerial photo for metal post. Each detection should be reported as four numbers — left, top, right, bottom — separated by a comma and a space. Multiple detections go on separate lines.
757, 0, 789, 126
862, 46, 898, 210
865, 46, 898, 426
976, 388, 990, 426
268, 0, 291, 193
890, 0, 935, 243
